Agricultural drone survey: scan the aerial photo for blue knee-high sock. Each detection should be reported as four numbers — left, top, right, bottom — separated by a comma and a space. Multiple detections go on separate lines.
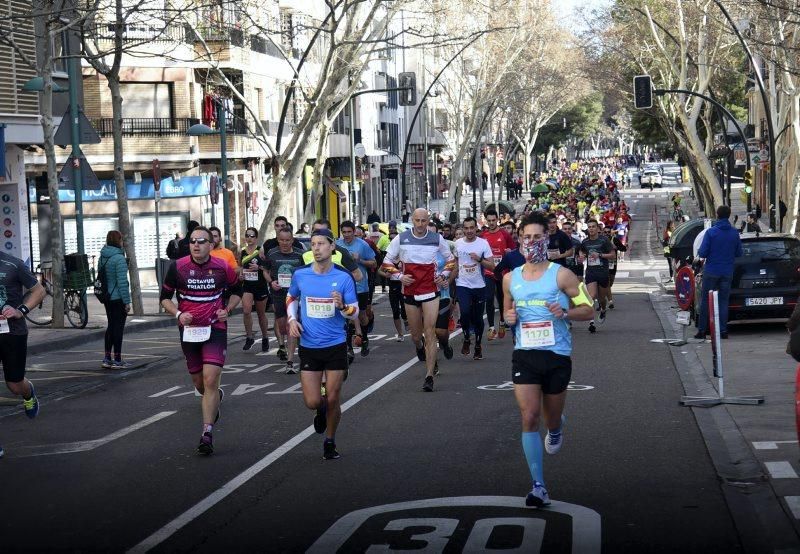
522, 432, 544, 486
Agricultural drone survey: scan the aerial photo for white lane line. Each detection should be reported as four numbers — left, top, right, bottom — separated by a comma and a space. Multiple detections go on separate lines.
149, 386, 182, 398
127, 348, 443, 553
644, 271, 662, 279
614, 271, 630, 278
753, 440, 798, 450
15, 411, 177, 458
785, 496, 800, 519
765, 461, 799, 479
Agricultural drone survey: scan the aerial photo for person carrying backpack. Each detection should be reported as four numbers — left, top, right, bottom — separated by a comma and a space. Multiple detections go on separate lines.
99, 230, 132, 369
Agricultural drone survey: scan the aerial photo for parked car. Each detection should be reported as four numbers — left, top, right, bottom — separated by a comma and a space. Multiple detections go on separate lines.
641, 169, 662, 189
693, 233, 800, 323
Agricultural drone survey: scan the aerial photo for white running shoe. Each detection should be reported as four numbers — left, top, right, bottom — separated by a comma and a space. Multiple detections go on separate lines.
525, 482, 551, 507
598, 310, 607, 325
396, 333, 404, 342
545, 415, 565, 455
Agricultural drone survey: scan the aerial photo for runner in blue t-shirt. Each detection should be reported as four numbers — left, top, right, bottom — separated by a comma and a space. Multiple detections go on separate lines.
288, 229, 359, 461
336, 221, 376, 357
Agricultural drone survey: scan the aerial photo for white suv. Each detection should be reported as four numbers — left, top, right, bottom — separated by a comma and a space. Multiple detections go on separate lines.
641, 169, 662, 189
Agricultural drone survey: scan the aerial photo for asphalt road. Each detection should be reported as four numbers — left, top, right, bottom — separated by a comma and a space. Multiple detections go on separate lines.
0, 188, 746, 553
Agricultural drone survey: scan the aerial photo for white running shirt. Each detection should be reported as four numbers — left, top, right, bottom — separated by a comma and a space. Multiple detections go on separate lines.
454, 237, 493, 289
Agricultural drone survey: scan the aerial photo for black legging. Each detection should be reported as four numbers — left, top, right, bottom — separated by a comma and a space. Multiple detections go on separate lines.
483, 276, 505, 328
104, 299, 128, 358
388, 282, 407, 322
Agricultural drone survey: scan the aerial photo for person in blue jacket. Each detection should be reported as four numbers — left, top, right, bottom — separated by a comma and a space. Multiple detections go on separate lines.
695, 205, 743, 339
100, 230, 132, 368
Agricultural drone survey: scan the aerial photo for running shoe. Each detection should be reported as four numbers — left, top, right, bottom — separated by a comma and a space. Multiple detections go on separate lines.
422, 375, 434, 392
23, 382, 39, 419
693, 331, 708, 340
197, 432, 213, 455
461, 338, 471, 356
277, 344, 287, 361
434, 361, 440, 376
448, 316, 456, 332
101, 357, 114, 369
323, 439, 340, 460
608, 300, 615, 310
598, 310, 607, 325
261, 336, 269, 352
395, 333, 404, 342
498, 325, 506, 339
313, 398, 328, 434
525, 482, 551, 507
588, 322, 596, 334
416, 339, 426, 362
111, 360, 132, 370
443, 342, 454, 360
545, 415, 565, 455
285, 361, 297, 375
214, 388, 224, 424
487, 327, 497, 341
473, 343, 483, 360
360, 336, 370, 357
243, 337, 255, 351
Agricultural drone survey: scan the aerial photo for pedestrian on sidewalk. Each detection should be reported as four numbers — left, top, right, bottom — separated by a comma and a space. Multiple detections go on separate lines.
100, 230, 132, 369
176, 220, 199, 259
694, 205, 742, 340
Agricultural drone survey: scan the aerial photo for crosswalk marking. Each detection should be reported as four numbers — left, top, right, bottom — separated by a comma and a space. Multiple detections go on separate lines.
765, 461, 799, 479
753, 440, 798, 450
784, 496, 800, 519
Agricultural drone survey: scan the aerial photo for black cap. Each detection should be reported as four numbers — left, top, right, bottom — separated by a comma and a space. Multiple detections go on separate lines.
311, 228, 335, 243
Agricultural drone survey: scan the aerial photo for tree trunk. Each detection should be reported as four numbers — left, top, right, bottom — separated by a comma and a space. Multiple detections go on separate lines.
40, 57, 65, 327
107, 78, 144, 314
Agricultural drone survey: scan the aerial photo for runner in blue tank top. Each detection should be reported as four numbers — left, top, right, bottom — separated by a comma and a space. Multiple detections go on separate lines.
287, 229, 359, 461
502, 212, 594, 508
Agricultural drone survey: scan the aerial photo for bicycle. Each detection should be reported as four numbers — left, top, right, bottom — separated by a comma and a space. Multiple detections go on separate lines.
672, 206, 684, 222
24, 258, 93, 329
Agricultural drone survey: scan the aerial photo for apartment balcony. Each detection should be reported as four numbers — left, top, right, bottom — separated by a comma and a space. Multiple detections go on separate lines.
90, 117, 198, 137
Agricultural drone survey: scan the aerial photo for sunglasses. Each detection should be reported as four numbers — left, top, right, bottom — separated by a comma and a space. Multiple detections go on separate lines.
245, 234, 257, 238
189, 238, 210, 244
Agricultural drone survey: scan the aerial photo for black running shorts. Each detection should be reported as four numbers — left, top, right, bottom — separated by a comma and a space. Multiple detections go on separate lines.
403, 291, 440, 307
299, 342, 348, 372
511, 349, 572, 394
0, 333, 27, 383
584, 270, 610, 288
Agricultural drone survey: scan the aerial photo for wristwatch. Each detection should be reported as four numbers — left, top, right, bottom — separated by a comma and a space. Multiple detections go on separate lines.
17, 304, 29, 315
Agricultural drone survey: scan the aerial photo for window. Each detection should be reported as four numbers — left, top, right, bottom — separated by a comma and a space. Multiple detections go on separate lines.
119, 82, 173, 119
52, 31, 68, 75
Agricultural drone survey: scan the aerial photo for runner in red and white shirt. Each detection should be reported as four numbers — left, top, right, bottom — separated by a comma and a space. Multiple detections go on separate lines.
480, 208, 515, 340
381, 208, 455, 392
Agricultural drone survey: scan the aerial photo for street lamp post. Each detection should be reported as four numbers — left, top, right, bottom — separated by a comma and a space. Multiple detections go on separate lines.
188, 102, 230, 242
710, 0, 777, 228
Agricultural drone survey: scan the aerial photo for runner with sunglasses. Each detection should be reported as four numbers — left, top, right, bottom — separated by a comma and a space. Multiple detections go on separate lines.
161, 226, 242, 455
240, 227, 270, 352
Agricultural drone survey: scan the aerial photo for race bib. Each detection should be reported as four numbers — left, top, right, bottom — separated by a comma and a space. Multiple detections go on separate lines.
306, 297, 335, 318
0, 319, 9, 334
588, 252, 602, 266
493, 256, 502, 264
413, 292, 436, 302
243, 270, 259, 281
278, 273, 292, 288
183, 325, 211, 343
520, 321, 556, 348
547, 249, 560, 260
463, 264, 478, 274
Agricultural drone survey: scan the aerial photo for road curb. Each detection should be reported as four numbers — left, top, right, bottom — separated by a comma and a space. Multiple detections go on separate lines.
649, 291, 800, 553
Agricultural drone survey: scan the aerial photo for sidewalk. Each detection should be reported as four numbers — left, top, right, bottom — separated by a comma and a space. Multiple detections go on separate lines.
26, 289, 173, 356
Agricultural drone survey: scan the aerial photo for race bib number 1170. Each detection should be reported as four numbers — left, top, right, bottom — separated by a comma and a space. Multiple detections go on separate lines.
520, 321, 556, 348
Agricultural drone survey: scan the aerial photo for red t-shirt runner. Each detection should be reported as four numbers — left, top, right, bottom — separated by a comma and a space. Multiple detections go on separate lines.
480, 227, 515, 278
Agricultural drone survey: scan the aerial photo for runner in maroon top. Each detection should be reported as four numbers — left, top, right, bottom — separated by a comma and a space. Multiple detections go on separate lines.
161, 226, 242, 455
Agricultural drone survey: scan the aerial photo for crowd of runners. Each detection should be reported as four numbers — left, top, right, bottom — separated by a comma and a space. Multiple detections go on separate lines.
4, 156, 637, 507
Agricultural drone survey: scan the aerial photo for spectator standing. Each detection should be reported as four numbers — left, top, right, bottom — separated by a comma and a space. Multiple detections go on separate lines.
739, 213, 762, 234
366, 209, 381, 224
695, 205, 743, 340
100, 230, 132, 369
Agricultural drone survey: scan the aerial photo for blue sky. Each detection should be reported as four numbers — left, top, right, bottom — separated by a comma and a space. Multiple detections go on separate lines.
553, 0, 611, 30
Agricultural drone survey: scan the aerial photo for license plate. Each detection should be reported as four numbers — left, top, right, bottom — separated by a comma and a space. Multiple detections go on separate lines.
745, 296, 783, 306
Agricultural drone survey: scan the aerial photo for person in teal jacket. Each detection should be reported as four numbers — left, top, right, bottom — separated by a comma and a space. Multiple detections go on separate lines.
100, 230, 131, 369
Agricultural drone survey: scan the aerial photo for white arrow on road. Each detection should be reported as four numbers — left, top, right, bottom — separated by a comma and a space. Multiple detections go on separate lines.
13, 411, 177, 458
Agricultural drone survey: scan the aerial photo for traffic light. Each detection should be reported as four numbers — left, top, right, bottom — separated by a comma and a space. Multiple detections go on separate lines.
398, 72, 417, 106
633, 75, 653, 109
744, 169, 754, 193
